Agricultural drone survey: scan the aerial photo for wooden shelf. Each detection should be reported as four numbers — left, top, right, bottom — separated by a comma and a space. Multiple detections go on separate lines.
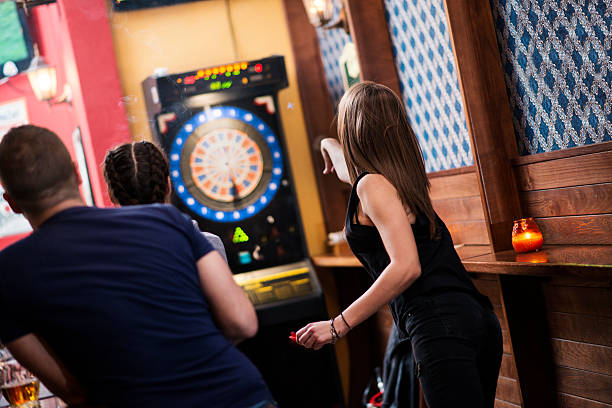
312, 245, 612, 279
463, 245, 612, 279
312, 254, 362, 268
312, 245, 491, 268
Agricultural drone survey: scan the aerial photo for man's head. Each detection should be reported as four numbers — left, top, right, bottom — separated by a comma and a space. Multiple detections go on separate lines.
0, 125, 80, 216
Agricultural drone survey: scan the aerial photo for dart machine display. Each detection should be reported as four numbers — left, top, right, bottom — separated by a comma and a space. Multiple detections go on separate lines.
143, 56, 343, 408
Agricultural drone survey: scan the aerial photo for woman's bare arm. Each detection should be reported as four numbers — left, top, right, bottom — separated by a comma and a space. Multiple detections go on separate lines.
296, 174, 421, 349
320, 138, 351, 184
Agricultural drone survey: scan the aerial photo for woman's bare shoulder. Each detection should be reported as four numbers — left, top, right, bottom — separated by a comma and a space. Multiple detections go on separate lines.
356, 173, 395, 198
356, 173, 414, 222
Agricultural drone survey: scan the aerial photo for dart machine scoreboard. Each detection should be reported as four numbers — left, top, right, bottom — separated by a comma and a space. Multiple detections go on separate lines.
143, 56, 343, 408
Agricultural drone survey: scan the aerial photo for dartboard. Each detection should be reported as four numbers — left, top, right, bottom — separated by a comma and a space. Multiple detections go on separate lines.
169, 106, 283, 222
189, 128, 263, 202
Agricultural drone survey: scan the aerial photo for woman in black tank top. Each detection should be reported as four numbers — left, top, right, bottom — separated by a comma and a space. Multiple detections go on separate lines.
295, 82, 502, 407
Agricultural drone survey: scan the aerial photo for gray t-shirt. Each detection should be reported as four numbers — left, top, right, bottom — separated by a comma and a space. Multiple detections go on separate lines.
192, 221, 227, 263
201, 231, 228, 263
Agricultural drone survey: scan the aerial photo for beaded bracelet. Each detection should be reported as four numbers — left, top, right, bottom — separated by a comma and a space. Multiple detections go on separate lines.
329, 318, 339, 344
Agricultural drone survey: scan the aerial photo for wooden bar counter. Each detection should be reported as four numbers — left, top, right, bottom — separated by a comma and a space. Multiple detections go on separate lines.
313, 245, 612, 408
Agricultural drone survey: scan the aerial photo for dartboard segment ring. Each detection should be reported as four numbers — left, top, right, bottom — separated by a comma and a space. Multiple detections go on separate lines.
169, 106, 284, 222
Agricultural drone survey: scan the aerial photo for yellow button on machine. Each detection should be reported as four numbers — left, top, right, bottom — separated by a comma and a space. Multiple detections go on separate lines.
234, 267, 313, 306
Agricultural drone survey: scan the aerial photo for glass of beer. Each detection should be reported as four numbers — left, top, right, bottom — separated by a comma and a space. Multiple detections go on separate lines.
0, 350, 40, 408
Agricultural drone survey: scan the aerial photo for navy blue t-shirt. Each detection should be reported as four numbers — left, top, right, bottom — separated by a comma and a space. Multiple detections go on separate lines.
0, 205, 271, 408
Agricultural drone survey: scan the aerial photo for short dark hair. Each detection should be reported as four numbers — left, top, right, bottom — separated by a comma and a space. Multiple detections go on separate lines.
103, 141, 169, 206
0, 125, 80, 214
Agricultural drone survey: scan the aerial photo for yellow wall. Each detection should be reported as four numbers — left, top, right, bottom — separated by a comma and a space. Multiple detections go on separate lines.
108, 0, 326, 255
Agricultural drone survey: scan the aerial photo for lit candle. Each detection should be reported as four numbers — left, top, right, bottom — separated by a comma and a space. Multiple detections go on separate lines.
512, 217, 543, 253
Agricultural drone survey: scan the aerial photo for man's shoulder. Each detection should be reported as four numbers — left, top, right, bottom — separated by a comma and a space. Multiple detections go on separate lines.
125, 204, 187, 223
112, 204, 193, 235
0, 235, 32, 276
94, 204, 185, 222
0, 238, 25, 259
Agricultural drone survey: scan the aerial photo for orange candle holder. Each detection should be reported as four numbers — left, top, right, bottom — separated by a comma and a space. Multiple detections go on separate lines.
512, 217, 543, 253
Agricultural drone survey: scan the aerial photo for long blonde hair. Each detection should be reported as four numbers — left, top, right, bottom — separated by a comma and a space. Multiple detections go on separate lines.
337, 81, 437, 239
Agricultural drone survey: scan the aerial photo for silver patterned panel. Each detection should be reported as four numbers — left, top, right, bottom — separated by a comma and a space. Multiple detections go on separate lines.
384, 0, 473, 172
491, 0, 612, 154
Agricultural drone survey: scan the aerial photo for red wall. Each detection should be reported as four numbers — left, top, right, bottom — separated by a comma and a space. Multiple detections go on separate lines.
0, 0, 130, 249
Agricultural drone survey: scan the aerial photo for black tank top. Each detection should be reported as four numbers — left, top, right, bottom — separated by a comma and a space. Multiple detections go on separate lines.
344, 172, 491, 340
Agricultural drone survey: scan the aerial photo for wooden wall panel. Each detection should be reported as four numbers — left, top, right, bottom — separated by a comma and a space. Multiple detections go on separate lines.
457, 245, 491, 259
495, 305, 509, 332
535, 215, 612, 245
515, 151, 612, 191
514, 143, 612, 248
558, 393, 612, 408
472, 279, 502, 304
502, 330, 512, 354
500, 354, 517, 379
512, 141, 612, 166
429, 171, 481, 200
543, 283, 612, 406
495, 400, 521, 408
429, 167, 490, 246
497, 377, 522, 405
542, 285, 612, 318
547, 312, 612, 346
556, 366, 612, 404
446, 221, 490, 245
520, 183, 612, 218
470, 272, 499, 281
551, 339, 612, 376
433, 195, 486, 223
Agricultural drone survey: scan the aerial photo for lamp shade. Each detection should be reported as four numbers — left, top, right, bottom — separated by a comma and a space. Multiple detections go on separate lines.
302, 0, 332, 27
26, 56, 57, 102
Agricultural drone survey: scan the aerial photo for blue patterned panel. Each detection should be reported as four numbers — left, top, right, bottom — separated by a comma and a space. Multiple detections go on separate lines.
316, 0, 353, 105
490, 0, 612, 155
383, 0, 473, 172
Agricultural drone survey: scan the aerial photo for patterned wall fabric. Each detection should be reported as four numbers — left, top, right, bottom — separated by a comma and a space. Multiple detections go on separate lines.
384, 0, 473, 172
491, 0, 612, 154
316, 0, 353, 105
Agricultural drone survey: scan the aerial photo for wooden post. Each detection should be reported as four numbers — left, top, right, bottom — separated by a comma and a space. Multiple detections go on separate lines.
282, 0, 350, 233
344, 0, 402, 96
443, 0, 523, 252
501, 276, 557, 407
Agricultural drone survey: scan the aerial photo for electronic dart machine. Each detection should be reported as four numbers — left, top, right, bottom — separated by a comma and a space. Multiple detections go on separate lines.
143, 56, 343, 408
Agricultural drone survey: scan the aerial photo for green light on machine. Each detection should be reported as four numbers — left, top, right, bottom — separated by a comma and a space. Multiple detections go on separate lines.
233, 227, 249, 244
210, 80, 233, 91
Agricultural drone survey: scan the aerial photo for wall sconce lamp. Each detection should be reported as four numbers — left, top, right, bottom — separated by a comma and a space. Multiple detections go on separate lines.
302, 0, 350, 34
26, 46, 71, 106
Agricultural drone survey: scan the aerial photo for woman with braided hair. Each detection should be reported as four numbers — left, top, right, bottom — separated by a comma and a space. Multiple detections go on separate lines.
103, 141, 169, 206
103, 141, 227, 261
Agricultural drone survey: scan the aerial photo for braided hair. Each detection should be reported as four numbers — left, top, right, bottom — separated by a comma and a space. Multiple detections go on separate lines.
103, 141, 170, 206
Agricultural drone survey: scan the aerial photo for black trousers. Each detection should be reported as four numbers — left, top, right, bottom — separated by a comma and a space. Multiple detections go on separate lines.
404, 291, 502, 408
